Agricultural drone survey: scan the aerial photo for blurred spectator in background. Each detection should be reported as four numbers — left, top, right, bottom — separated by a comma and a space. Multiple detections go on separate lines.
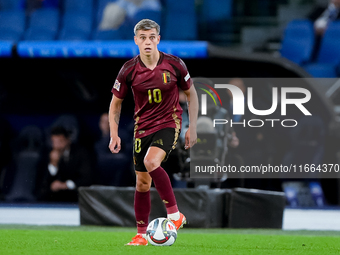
99, 0, 161, 30
308, 0, 340, 59
309, 0, 340, 36
94, 113, 111, 155
99, 1, 125, 30
94, 113, 134, 187
38, 126, 93, 202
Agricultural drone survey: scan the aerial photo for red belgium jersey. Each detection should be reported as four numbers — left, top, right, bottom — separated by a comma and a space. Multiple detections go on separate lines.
112, 51, 192, 139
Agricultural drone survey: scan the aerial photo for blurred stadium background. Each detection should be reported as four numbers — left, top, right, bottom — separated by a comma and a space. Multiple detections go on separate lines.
1, 0, 340, 234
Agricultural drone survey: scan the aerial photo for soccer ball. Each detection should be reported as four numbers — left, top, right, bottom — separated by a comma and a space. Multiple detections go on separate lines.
146, 217, 177, 246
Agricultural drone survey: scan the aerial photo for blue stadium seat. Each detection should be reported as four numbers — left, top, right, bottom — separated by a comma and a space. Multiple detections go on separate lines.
63, 0, 93, 14
0, 10, 25, 42
163, 11, 197, 40
164, 0, 194, 12
304, 64, 338, 78
42, 0, 60, 9
199, 0, 233, 43
24, 9, 60, 41
0, 0, 22, 10
132, 9, 162, 27
280, 19, 315, 65
202, 0, 232, 23
162, 0, 197, 40
120, 18, 135, 39
303, 21, 340, 77
58, 12, 93, 40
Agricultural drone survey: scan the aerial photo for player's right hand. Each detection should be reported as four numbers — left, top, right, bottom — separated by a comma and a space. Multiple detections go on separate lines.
109, 136, 121, 153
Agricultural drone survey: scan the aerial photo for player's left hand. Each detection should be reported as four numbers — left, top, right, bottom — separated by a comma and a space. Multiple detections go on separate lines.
109, 135, 121, 153
184, 127, 197, 149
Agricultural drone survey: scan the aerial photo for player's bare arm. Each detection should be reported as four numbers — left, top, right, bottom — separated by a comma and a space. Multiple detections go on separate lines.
108, 95, 123, 153
183, 84, 198, 149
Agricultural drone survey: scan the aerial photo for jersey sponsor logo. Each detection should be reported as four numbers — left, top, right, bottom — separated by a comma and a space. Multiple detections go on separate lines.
113, 79, 121, 91
162, 72, 171, 84
184, 73, 190, 82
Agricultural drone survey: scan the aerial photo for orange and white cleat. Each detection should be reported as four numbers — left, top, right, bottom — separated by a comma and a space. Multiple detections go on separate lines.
170, 212, 187, 230
125, 234, 148, 246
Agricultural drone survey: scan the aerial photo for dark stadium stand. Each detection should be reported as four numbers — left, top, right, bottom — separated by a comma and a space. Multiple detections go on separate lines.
3, 126, 44, 202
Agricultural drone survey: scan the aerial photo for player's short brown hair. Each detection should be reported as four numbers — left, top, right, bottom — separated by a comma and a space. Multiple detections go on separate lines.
134, 19, 160, 35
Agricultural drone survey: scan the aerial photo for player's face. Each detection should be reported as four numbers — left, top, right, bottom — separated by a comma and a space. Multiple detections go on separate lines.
134, 28, 160, 56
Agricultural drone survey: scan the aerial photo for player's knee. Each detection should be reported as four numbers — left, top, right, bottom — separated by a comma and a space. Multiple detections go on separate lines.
136, 178, 151, 192
143, 157, 160, 172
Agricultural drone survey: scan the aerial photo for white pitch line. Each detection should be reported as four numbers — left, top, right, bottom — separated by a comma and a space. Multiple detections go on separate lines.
283, 208, 340, 231
0, 207, 80, 226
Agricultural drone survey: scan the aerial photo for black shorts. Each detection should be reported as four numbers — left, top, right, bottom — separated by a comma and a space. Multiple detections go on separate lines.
133, 128, 180, 172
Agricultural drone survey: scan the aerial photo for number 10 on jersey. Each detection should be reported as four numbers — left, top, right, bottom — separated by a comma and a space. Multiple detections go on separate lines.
148, 89, 162, 104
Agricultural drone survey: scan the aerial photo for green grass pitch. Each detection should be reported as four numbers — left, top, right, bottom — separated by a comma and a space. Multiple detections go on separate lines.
0, 225, 339, 255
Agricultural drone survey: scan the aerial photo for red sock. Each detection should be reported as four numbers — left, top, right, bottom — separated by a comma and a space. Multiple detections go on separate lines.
149, 166, 178, 214
134, 190, 150, 234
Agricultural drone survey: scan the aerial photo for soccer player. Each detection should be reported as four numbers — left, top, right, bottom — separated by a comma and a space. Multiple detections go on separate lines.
108, 19, 198, 246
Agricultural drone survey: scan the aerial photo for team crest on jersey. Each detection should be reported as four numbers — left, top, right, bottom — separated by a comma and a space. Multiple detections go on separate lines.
113, 79, 121, 91
162, 72, 171, 84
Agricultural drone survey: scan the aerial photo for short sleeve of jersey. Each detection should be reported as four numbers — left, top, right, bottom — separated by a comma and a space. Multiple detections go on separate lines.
111, 66, 128, 99
177, 58, 191, 91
